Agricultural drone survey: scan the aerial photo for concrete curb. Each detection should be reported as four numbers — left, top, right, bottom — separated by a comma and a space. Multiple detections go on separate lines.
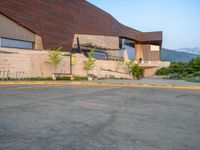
0, 81, 200, 90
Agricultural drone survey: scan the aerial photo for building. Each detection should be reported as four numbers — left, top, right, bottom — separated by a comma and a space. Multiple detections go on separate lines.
0, 0, 169, 78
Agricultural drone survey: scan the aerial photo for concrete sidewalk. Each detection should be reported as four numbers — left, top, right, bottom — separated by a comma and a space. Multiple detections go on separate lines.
0, 78, 200, 90
95, 78, 200, 86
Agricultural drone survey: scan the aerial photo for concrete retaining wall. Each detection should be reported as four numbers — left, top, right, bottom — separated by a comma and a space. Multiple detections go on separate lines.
73, 53, 130, 78
0, 48, 70, 78
0, 48, 170, 79
0, 48, 131, 79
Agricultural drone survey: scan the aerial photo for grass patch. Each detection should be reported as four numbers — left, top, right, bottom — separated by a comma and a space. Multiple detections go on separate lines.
74, 76, 88, 81
183, 76, 200, 83
168, 76, 200, 83
98, 76, 129, 80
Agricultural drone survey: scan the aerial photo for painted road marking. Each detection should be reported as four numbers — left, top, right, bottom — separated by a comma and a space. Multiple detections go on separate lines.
0, 81, 200, 90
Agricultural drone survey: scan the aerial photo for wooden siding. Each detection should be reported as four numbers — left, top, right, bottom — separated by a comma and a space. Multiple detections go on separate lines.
0, 0, 162, 51
0, 13, 35, 42
142, 45, 160, 61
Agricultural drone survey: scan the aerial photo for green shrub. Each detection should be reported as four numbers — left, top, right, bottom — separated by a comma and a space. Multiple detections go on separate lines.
156, 67, 170, 76
170, 62, 186, 75
193, 71, 200, 76
156, 62, 188, 79
156, 56, 200, 82
74, 76, 88, 81
0, 77, 14, 81
127, 61, 142, 80
24, 77, 53, 81
56, 76, 71, 80
131, 64, 142, 80
188, 56, 200, 73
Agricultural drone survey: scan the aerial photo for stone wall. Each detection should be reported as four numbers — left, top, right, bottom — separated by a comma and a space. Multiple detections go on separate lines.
0, 48, 70, 78
0, 48, 131, 79
0, 48, 170, 79
72, 53, 130, 78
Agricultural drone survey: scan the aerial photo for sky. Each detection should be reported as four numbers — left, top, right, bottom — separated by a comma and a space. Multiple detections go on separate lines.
87, 0, 200, 49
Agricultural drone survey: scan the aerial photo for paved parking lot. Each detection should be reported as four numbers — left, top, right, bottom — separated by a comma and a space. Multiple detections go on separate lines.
0, 85, 200, 150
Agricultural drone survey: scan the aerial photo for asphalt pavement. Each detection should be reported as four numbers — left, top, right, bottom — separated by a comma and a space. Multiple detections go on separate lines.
0, 84, 200, 150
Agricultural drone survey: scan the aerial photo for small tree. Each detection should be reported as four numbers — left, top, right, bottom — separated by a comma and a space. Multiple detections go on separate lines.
170, 62, 186, 79
46, 46, 64, 73
128, 61, 142, 80
131, 64, 142, 79
188, 56, 200, 73
83, 49, 96, 76
156, 67, 172, 78
156, 67, 168, 76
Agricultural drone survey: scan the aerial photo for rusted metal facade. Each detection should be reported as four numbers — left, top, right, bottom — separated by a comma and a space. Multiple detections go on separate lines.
0, 0, 162, 51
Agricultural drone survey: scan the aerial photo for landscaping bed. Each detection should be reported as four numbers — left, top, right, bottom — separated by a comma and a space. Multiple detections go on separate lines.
156, 56, 200, 83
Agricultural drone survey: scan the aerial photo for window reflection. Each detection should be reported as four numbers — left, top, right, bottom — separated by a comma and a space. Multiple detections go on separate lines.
0, 38, 33, 49
85, 50, 108, 60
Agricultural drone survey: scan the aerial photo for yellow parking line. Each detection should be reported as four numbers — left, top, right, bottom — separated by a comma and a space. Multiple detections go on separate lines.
0, 81, 200, 90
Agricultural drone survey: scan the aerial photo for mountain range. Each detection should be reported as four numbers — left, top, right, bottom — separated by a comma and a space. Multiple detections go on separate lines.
173, 47, 200, 55
161, 48, 199, 62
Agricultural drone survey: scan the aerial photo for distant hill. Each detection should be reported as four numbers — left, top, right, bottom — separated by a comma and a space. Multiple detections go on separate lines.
161, 48, 198, 62
174, 47, 200, 55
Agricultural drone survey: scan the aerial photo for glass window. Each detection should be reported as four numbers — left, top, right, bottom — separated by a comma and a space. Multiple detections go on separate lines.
85, 50, 108, 60
119, 38, 135, 59
0, 37, 33, 49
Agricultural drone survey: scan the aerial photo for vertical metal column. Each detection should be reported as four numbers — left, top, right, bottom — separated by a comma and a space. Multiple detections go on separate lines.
70, 49, 72, 75
77, 37, 81, 53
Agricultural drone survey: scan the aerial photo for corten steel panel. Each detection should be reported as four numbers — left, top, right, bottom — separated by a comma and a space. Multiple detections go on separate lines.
142, 45, 160, 61
0, 0, 162, 51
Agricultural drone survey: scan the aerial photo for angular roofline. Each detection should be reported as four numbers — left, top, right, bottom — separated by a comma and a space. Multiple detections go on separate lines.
86, 0, 162, 42
0, 0, 162, 50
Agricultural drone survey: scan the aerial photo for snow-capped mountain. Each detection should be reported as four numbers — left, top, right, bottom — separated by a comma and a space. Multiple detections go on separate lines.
173, 47, 200, 55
